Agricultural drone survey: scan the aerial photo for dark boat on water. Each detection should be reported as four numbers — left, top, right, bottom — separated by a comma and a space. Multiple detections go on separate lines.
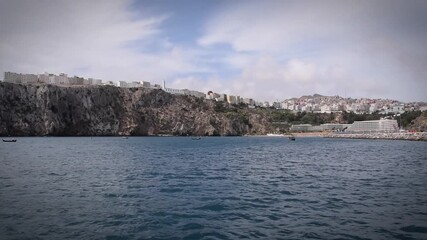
191, 137, 201, 140
288, 136, 296, 141
2, 139, 17, 142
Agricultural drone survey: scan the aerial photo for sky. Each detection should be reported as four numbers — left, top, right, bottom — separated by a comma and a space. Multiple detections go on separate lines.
0, 0, 426, 102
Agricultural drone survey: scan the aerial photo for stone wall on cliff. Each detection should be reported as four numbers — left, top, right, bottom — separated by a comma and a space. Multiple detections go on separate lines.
0, 82, 272, 136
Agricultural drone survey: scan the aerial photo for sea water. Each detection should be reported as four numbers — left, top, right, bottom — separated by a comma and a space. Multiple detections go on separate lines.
0, 137, 426, 239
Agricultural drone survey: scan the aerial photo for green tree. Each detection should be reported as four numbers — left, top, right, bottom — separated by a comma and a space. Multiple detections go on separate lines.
399, 111, 422, 128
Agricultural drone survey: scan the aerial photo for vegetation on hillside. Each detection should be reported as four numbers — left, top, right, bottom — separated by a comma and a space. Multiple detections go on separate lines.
271, 110, 336, 125
209, 100, 424, 131
399, 111, 423, 128
268, 108, 424, 129
341, 111, 389, 124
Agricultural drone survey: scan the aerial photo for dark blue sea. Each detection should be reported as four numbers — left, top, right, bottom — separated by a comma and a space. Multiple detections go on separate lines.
0, 137, 426, 240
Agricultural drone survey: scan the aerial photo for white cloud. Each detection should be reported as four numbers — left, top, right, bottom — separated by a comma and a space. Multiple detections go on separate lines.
167, 76, 225, 94
198, 1, 367, 52
228, 57, 330, 101
0, 0, 200, 83
204, 55, 396, 102
1, 0, 426, 102
198, 0, 427, 102
283, 60, 317, 83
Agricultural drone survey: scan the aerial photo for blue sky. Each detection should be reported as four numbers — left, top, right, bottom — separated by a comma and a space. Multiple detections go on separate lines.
0, 0, 426, 102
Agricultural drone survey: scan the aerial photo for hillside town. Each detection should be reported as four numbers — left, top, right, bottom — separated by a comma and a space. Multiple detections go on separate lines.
3, 71, 427, 115
280, 94, 427, 114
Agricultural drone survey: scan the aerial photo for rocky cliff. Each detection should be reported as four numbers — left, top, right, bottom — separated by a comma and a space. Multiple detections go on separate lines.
408, 111, 427, 132
0, 82, 272, 136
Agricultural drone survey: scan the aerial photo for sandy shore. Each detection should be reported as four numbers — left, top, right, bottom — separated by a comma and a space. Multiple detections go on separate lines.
292, 132, 328, 137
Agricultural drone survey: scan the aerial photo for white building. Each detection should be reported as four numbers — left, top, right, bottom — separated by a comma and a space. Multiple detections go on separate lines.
321, 123, 352, 131
103, 81, 116, 86
243, 98, 254, 106
163, 87, 184, 95
132, 81, 143, 88
68, 75, 83, 85
93, 79, 102, 85
392, 105, 405, 114
119, 81, 128, 88
290, 124, 313, 132
4, 72, 37, 83
227, 95, 238, 104
48, 74, 56, 84
87, 78, 102, 85
57, 73, 69, 84
118, 81, 144, 88
301, 105, 312, 112
38, 72, 50, 83
346, 119, 398, 132
320, 105, 331, 113
281, 102, 288, 109
369, 104, 378, 113
272, 102, 282, 109
162, 80, 184, 94
218, 94, 227, 102
312, 104, 321, 112
183, 89, 205, 98
22, 74, 38, 83
4, 72, 20, 83
5, 71, 109, 86
141, 81, 151, 88
127, 82, 137, 88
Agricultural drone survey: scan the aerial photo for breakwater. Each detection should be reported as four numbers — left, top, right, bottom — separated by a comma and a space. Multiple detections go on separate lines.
325, 132, 427, 141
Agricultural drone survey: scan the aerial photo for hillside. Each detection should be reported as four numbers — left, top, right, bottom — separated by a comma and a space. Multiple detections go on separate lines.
0, 82, 272, 136
408, 111, 427, 132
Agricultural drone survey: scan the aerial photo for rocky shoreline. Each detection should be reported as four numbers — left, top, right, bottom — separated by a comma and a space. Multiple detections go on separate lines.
324, 132, 427, 141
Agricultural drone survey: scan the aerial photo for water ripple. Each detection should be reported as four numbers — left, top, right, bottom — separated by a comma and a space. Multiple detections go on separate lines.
0, 137, 426, 239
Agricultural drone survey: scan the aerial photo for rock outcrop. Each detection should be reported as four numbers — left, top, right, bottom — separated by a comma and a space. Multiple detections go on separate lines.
408, 112, 427, 132
0, 82, 272, 136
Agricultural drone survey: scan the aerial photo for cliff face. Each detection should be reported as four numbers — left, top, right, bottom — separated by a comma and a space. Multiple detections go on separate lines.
409, 112, 427, 132
0, 82, 272, 136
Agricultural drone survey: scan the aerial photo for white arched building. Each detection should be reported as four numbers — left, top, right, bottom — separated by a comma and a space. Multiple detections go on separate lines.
346, 119, 398, 132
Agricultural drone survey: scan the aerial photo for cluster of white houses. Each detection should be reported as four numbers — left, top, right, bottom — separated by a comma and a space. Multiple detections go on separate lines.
290, 119, 399, 133
2, 71, 257, 105
279, 94, 425, 114
206, 91, 258, 106
4, 71, 106, 86
3, 71, 425, 113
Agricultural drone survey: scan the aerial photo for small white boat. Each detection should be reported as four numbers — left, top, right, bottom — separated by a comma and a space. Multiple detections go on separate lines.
2, 138, 17, 142
122, 136, 128, 139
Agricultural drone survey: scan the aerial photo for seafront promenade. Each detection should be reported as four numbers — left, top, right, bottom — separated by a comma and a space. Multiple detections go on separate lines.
325, 132, 427, 141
